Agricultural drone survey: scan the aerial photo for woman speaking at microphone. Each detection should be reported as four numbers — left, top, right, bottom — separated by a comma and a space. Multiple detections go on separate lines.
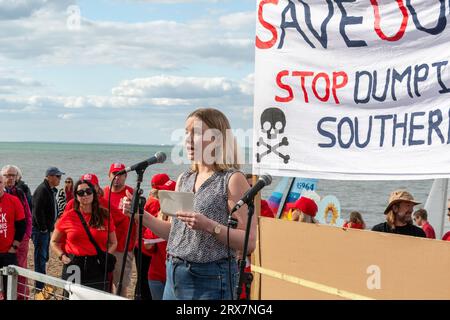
123, 108, 255, 300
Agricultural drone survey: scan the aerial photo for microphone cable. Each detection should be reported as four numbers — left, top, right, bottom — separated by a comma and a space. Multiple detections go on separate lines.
227, 209, 238, 300
227, 221, 233, 300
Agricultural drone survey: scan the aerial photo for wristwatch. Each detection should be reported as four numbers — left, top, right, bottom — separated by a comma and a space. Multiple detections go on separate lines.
213, 223, 222, 235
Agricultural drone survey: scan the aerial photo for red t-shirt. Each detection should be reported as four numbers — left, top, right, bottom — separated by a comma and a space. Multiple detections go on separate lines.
422, 222, 436, 239
260, 199, 275, 218
137, 196, 161, 257
144, 228, 167, 282
55, 209, 115, 256
144, 196, 160, 217
442, 231, 450, 241
0, 193, 25, 253
103, 186, 136, 252
343, 221, 365, 229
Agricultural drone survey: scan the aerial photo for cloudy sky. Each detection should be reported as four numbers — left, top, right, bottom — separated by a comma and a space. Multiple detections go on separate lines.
0, 0, 256, 144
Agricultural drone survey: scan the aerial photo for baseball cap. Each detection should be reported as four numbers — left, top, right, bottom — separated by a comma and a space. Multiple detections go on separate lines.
151, 173, 176, 191
81, 173, 99, 186
46, 167, 65, 177
286, 197, 318, 217
109, 163, 126, 175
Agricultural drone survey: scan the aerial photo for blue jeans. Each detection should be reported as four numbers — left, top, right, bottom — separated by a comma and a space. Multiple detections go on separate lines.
163, 256, 238, 300
148, 280, 165, 300
31, 228, 50, 290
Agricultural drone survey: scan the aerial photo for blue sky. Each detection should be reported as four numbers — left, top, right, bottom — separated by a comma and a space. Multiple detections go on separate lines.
0, 0, 256, 144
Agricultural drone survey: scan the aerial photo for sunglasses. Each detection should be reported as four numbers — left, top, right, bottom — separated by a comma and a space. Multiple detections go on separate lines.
3, 174, 17, 178
76, 188, 93, 197
65, 180, 73, 184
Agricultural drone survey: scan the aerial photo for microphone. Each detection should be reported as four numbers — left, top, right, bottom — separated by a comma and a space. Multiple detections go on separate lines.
231, 175, 272, 213
114, 152, 167, 175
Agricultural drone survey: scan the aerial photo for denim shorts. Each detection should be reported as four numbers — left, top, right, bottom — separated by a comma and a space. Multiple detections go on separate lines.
163, 256, 238, 300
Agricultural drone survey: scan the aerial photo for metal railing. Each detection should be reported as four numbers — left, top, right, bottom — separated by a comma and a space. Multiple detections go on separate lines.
0, 265, 127, 300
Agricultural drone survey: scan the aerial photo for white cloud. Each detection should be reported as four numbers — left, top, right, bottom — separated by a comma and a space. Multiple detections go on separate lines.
0, 76, 43, 94
219, 11, 255, 31
0, 0, 74, 20
0, 74, 254, 115
112, 75, 244, 99
126, 0, 218, 3
58, 113, 77, 120
0, 6, 254, 70
239, 73, 254, 96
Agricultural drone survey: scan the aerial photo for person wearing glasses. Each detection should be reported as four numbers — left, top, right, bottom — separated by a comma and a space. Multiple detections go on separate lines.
103, 163, 135, 297
0, 174, 26, 300
1, 165, 32, 299
31, 166, 64, 291
56, 177, 74, 217
442, 200, 450, 241
51, 180, 117, 291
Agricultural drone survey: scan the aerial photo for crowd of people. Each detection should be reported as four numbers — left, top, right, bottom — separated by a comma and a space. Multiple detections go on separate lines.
1, 108, 450, 301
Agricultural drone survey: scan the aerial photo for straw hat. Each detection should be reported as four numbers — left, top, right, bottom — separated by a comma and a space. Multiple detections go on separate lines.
384, 190, 420, 214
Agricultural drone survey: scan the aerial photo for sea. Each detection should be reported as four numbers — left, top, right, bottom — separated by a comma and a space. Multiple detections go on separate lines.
0, 141, 445, 229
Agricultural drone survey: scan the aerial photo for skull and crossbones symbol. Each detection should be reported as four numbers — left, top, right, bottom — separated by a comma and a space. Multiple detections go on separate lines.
256, 108, 290, 164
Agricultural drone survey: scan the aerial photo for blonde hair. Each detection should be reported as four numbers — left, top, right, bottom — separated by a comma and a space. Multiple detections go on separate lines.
187, 108, 241, 172
386, 209, 396, 229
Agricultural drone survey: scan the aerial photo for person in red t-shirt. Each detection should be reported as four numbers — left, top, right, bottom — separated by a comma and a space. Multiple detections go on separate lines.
144, 228, 167, 300
2, 165, 32, 300
413, 209, 436, 239
51, 180, 117, 292
103, 163, 135, 297
142, 173, 175, 300
0, 175, 27, 299
343, 211, 366, 230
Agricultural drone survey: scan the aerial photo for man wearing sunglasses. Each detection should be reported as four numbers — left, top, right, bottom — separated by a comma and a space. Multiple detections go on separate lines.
103, 163, 135, 297
31, 166, 65, 291
442, 200, 450, 241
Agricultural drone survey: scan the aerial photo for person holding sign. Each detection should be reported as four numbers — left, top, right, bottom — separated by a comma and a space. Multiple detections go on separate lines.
123, 108, 254, 300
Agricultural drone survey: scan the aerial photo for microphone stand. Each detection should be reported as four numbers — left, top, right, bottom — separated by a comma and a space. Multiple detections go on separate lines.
117, 168, 145, 299
235, 199, 255, 300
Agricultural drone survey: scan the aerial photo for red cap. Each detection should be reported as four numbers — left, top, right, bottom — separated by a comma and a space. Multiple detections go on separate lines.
109, 163, 126, 175
286, 197, 318, 217
80, 173, 99, 186
151, 173, 176, 191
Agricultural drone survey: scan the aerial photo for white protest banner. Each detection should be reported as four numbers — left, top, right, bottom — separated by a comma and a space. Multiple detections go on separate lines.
252, 0, 450, 180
